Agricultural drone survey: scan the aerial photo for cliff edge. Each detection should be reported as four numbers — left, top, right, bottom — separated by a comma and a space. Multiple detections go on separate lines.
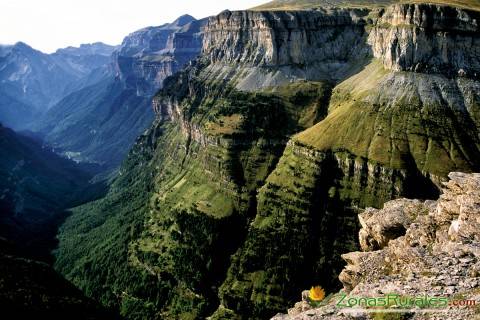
273, 172, 480, 320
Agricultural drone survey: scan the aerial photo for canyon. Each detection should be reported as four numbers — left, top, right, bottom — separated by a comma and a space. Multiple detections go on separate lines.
53, 2, 480, 319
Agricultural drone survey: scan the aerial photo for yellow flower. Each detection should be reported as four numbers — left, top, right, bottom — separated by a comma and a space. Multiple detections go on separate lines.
309, 286, 326, 301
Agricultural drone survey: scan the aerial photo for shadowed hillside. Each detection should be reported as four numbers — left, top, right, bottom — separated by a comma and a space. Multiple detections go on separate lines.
0, 123, 104, 261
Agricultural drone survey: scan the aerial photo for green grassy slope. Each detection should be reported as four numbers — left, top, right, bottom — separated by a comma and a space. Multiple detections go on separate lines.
216, 58, 480, 318
54, 60, 480, 320
54, 135, 158, 318
53, 6, 480, 319
296, 61, 480, 177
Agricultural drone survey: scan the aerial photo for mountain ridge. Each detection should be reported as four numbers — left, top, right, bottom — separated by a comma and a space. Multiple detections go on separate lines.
253, 0, 480, 11
0, 41, 117, 130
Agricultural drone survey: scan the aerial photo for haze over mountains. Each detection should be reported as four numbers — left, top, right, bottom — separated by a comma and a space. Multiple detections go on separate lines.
33, 15, 205, 167
1, 1, 480, 319
0, 13, 208, 250
0, 14, 205, 168
0, 41, 115, 130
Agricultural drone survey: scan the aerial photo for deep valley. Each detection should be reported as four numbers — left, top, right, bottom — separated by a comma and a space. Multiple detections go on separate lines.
1, 1, 480, 319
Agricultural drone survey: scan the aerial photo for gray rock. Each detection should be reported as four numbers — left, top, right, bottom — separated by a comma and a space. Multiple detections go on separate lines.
115, 15, 206, 97
274, 172, 480, 319
369, 4, 480, 76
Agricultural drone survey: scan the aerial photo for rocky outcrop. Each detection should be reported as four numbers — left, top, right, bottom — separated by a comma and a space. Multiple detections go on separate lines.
358, 199, 433, 251
368, 4, 480, 77
274, 172, 480, 319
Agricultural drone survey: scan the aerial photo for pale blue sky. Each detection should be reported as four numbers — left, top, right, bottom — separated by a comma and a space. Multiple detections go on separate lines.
0, 0, 267, 53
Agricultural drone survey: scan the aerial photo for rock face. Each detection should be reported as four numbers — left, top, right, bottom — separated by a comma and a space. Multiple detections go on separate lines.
274, 172, 480, 319
358, 199, 430, 251
369, 4, 480, 76
115, 14, 205, 96
216, 4, 479, 318
202, 9, 370, 90
55, 3, 480, 320
203, 9, 367, 66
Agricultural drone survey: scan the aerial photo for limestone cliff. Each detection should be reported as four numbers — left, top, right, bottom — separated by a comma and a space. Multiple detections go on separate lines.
215, 4, 480, 318
368, 4, 480, 76
201, 9, 370, 90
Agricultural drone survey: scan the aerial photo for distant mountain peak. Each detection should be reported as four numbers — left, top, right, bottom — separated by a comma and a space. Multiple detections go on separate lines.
14, 41, 31, 48
171, 14, 196, 27
12, 41, 36, 53
119, 14, 200, 57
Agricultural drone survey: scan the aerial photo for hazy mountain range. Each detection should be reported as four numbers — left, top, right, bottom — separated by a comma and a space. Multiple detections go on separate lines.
0, 42, 115, 130
33, 15, 206, 167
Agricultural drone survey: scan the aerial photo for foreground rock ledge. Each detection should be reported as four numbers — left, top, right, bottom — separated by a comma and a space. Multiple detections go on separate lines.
273, 172, 480, 320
